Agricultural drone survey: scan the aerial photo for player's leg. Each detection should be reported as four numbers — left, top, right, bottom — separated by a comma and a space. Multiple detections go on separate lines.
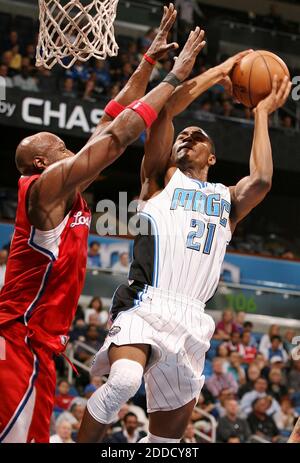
139, 399, 196, 443
0, 324, 41, 443
27, 346, 56, 442
77, 343, 150, 443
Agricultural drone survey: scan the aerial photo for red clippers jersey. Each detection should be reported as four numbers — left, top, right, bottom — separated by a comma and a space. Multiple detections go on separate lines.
0, 175, 91, 353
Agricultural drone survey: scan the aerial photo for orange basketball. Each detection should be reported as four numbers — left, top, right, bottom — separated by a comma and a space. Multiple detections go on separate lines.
231, 50, 290, 108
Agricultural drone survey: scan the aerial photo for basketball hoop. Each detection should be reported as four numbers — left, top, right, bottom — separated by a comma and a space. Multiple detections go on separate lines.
36, 0, 119, 69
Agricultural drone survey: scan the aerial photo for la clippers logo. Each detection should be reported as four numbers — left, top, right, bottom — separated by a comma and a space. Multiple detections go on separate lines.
70, 211, 91, 229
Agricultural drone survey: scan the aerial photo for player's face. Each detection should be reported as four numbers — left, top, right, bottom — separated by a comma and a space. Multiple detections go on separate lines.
50, 137, 74, 163
172, 127, 216, 170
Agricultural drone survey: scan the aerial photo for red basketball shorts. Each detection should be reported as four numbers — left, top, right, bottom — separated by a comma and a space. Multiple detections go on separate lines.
0, 322, 56, 443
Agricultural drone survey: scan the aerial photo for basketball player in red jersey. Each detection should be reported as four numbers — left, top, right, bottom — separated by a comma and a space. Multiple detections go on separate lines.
0, 5, 204, 443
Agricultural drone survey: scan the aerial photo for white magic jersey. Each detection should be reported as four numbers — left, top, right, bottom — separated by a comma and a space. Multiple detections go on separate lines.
136, 168, 232, 302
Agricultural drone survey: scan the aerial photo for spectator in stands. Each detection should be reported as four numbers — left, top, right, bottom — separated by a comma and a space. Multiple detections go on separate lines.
206, 357, 238, 398
268, 368, 288, 403
227, 351, 246, 385
54, 379, 75, 412
84, 296, 108, 327
94, 60, 111, 89
283, 329, 296, 355
265, 336, 288, 363
57, 402, 85, 435
3, 30, 20, 53
281, 115, 293, 129
216, 343, 230, 372
105, 412, 146, 443
0, 64, 13, 88
243, 321, 257, 347
214, 388, 235, 419
217, 399, 251, 443
255, 352, 270, 379
75, 324, 106, 365
181, 422, 200, 443
273, 397, 298, 435
193, 386, 216, 418
50, 420, 74, 443
66, 60, 90, 83
238, 331, 257, 365
0, 248, 8, 289
110, 403, 130, 434
238, 363, 261, 399
287, 359, 300, 393
87, 241, 102, 268
259, 324, 280, 356
83, 78, 97, 103
13, 63, 39, 92
24, 43, 36, 67
240, 377, 280, 417
214, 309, 239, 341
226, 331, 241, 353
235, 311, 245, 333
1, 51, 14, 73
8, 45, 22, 72
112, 252, 130, 274
62, 77, 77, 99
247, 397, 280, 443
74, 304, 85, 324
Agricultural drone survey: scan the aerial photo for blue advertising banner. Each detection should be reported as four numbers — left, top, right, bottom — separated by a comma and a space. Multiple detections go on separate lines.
222, 253, 300, 291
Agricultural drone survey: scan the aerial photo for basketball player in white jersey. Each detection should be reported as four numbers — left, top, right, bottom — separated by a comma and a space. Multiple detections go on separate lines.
78, 44, 291, 446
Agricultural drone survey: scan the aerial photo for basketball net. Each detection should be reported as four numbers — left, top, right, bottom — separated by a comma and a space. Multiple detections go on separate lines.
36, 0, 119, 69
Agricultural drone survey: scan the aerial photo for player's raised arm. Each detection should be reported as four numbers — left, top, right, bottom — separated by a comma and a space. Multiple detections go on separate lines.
140, 49, 253, 189
229, 75, 292, 228
92, 3, 178, 134
80, 3, 178, 192
28, 27, 205, 230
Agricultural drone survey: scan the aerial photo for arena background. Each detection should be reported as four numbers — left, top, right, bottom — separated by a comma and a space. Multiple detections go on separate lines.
0, 0, 300, 444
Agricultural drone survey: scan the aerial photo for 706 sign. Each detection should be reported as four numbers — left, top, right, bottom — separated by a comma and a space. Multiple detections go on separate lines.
225, 292, 257, 313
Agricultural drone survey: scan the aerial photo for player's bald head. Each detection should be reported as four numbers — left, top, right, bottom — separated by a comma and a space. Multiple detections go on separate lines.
15, 132, 74, 175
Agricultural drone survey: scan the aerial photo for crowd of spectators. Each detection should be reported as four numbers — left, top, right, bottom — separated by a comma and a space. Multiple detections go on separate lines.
0, 9, 297, 130
47, 304, 300, 443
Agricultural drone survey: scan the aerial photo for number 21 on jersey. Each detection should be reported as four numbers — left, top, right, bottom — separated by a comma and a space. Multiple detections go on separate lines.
186, 219, 216, 254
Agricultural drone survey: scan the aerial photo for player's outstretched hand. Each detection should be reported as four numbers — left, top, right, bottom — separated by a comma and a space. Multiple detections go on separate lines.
146, 3, 179, 61
254, 75, 292, 115
172, 26, 206, 82
216, 49, 253, 96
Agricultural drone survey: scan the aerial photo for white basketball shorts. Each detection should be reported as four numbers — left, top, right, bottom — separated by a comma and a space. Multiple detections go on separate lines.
91, 285, 215, 413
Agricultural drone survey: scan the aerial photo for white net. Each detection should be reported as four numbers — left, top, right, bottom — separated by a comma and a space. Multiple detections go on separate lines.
36, 0, 119, 69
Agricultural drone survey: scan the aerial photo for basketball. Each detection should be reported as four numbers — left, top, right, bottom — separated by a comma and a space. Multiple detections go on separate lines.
231, 50, 290, 108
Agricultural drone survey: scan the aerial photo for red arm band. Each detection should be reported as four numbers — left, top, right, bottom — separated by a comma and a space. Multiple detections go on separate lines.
143, 53, 156, 66
127, 100, 158, 128
104, 100, 126, 119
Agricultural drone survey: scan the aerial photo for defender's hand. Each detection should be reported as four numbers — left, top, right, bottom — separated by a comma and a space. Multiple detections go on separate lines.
254, 75, 292, 115
172, 27, 206, 82
146, 3, 179, 61
218, 49, 254, 78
